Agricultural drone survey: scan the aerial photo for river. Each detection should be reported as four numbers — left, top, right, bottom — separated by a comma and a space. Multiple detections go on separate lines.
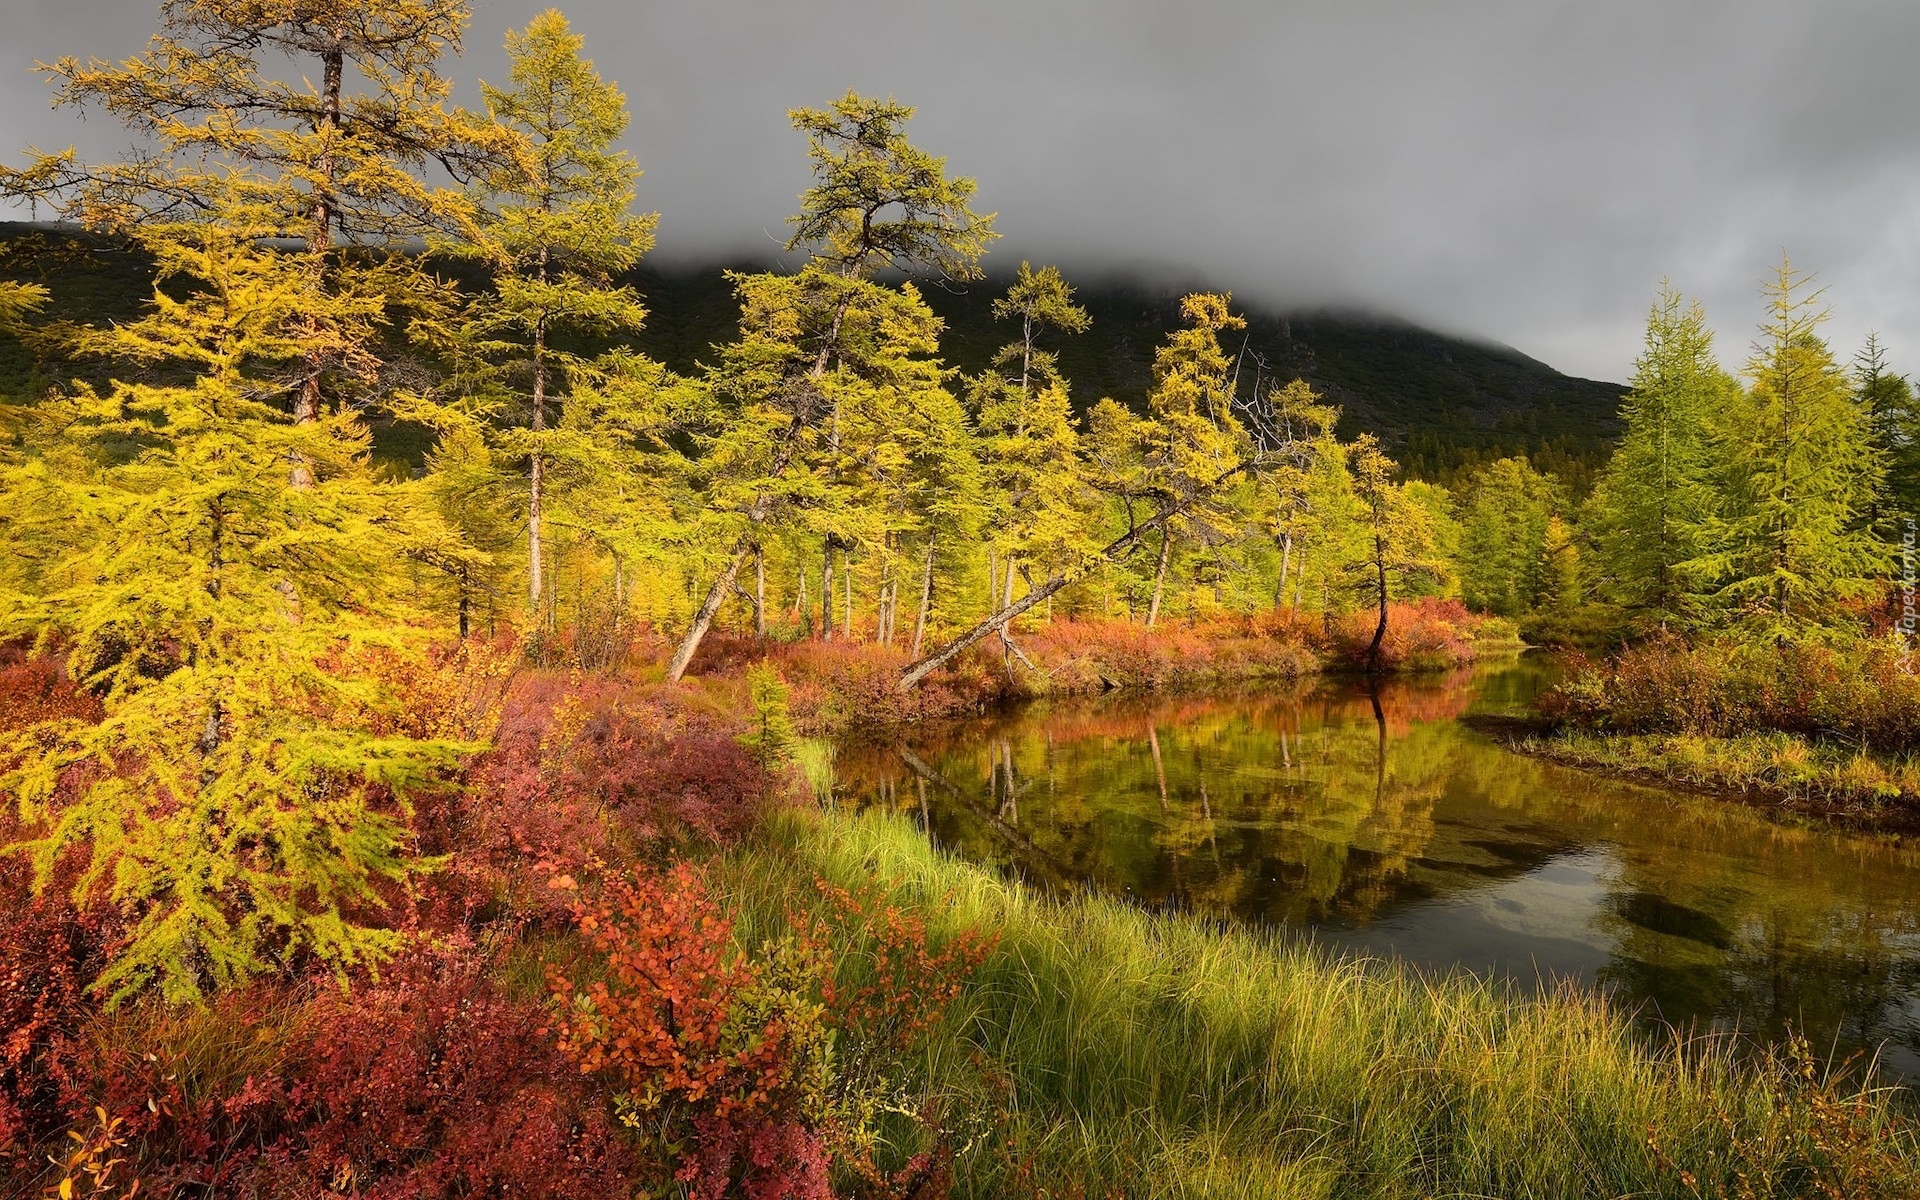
833, 657, 1920, 1083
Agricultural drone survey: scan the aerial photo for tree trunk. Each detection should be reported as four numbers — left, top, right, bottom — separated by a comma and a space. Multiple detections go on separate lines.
1276, 533, 1292, 607
821, 541, 835, 641
912, 536, 936, 656
291, 42, 344, 490
752, 544, 766, 638
1367, 544, 1389, 674
1146, 529, 1173, 629
528, 245, 551, 612
666, 544, 750, 682
903, 497, 1206, 690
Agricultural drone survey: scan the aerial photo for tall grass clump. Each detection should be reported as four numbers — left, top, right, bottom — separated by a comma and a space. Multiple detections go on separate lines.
720, 809, 1920, 1200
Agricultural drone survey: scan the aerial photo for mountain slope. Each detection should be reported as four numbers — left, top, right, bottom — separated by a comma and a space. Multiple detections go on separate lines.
630, 267, 1625, 488
0, 225, 1626, 488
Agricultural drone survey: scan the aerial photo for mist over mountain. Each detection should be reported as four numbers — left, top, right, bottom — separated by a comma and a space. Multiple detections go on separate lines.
629, 264, 1626, 489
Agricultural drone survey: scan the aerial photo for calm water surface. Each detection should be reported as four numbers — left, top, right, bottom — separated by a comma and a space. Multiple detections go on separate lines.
834, 659, 1920, 1081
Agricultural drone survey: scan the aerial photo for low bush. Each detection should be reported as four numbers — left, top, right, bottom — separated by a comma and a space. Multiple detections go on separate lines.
694, 615, 1322, 735
9, 940, 642, 1199
548, 858, 991, 1199
1327, 597, 1488, 671
429, 672, 794, 923
0, 864, 119, 1172
0, 651, 101, 736
1542, 634, 1920, 753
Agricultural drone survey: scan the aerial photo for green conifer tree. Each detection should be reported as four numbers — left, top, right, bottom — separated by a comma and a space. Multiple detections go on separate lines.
1588, 283, 1730, 627
1456, 457, 1562, 616
1686, 259, 1889, 635
1855, 333, 1920, 525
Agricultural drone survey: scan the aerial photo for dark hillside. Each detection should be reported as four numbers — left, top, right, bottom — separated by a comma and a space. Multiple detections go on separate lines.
1, 225, 1625, 488
630, 267, 1625, 490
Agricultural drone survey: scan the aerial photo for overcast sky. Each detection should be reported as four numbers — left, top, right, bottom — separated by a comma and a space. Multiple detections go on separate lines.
3, 0, 1915, 383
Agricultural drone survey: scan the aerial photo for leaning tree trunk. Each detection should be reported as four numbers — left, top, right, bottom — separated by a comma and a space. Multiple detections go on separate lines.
665, 544, 751, 682
902, 494, 1216, 691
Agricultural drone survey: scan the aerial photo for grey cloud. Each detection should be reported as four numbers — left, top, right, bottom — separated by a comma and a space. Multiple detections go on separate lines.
3, 0, 1915, 382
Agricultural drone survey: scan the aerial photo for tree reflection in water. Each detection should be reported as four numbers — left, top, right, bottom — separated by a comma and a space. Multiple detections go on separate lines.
836, 660, 1920, 1081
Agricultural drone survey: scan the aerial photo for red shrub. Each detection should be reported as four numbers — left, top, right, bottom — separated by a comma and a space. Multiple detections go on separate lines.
0, 653, 101, 737
10, 943, 641, 1199
547, 861, 831, 1200
1328, 598, 1480, 671
424, 673, 786, 926
548, 863, 992, 1200
240, 944, 638, 1199
0, 865, 118, 1171
691, 615, 1319, 735
696, 634, 1018, 734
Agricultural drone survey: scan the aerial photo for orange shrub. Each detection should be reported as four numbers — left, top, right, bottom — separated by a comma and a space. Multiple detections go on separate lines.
1327, 598, 1481, 672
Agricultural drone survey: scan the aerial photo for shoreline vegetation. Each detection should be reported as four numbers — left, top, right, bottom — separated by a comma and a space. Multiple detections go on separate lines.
688, 599, 1518, 736
1485, 635, 1920, 835
5, 644, 1919, 1198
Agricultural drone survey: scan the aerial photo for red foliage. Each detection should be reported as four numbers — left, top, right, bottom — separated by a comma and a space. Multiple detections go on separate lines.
548, 862, 992, 1200
1327, 598, 1482, 671
240, 944, 637, 1199
693, 614, 1321, 735
0, 652, 101, 737
792, 876, 991, 1060
696, 634, 1018, 733
420, 673, 787, 927
0, 865, 118, 1171
6, 942, 641, 1199
547, 861, 831, 1200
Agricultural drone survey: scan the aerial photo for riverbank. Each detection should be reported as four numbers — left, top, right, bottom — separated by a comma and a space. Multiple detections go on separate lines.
722, 808, 1920, 1198
690, 599, 1516, 736
12, 644, 1917, 1197
1496, 635, 1920, 834
1501, 727, 1920, 832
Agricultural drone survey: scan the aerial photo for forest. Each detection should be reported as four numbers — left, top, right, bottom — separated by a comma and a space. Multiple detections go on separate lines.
2, 3, 1918, 1198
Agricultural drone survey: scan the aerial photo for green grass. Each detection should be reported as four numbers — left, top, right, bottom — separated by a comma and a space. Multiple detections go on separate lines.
1527, 729, 1920, 821
717, 808, 1920, 1199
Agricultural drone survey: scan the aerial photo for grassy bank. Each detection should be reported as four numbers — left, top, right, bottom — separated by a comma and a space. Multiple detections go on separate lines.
1519, 728, 1920, 828
1516, 634, 1920, 829
719, 809, 1920, 1199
